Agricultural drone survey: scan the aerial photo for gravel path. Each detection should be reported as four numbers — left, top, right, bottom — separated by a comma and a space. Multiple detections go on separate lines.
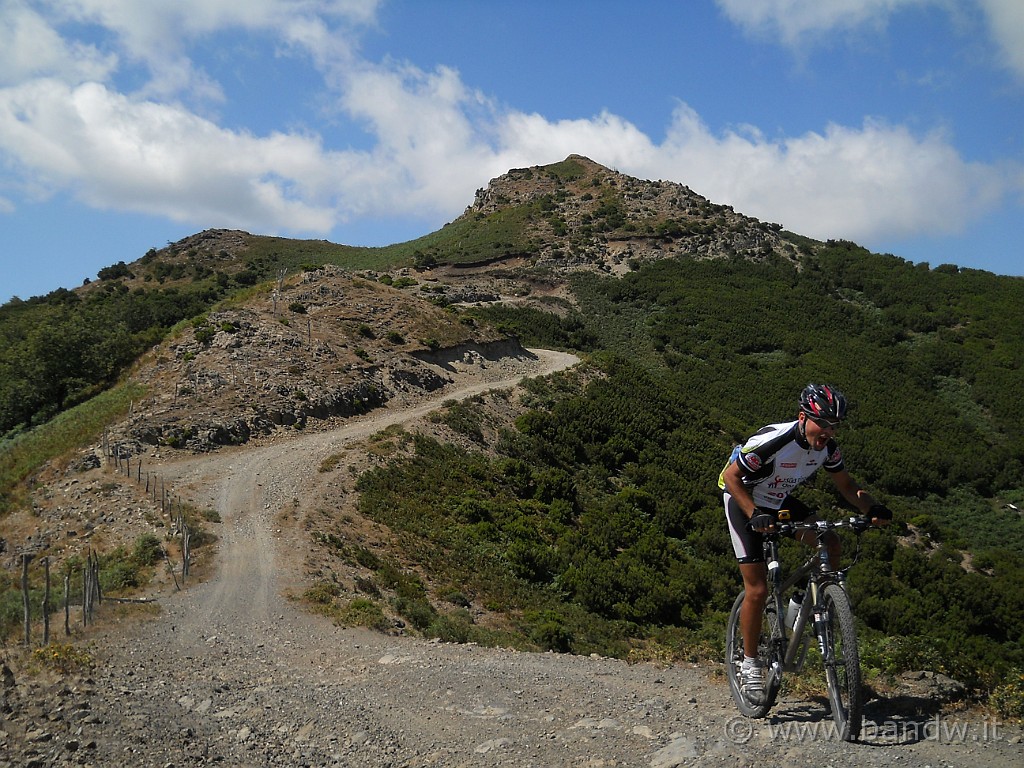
3, 349, 1020, 767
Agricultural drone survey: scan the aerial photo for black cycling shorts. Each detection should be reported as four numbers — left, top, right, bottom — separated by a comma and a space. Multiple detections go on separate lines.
723, 494, 813, 563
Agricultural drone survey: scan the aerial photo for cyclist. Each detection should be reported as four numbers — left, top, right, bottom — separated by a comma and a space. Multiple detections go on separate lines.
718, 383, 892, 704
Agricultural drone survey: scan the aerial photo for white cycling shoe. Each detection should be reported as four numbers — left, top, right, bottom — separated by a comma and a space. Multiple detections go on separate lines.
740, 657, 767, 704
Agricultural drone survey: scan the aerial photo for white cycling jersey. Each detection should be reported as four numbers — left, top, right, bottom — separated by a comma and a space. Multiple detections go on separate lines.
718, 420, 845, 509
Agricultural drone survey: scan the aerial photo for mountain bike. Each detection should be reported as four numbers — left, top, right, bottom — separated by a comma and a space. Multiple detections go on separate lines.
724, 512, 873, 741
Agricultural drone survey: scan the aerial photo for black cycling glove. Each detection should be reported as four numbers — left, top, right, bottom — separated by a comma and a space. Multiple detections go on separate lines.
748, 508, 777, 532
869, 503, 893, 522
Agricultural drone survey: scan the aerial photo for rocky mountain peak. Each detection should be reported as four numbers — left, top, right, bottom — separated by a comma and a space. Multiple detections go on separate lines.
461, 155, 803, 274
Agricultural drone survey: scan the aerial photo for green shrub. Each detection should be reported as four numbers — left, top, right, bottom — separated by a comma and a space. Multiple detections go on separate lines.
132, 534, 163, 567
396, 597, 436, 632
194, 325, 216, 345
31, 643, 94, 674
304, 581, 341, 605
354, 576, 380, 596
348, 545, 381, 570
989, 669, 1024, 720
525, 609, 574, 653
337, 598, 389, 631
429, 611, 474, 643
101, 560, 139, 592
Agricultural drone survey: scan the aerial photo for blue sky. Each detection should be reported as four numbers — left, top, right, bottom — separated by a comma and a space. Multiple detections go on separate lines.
2, 0, 1022, 302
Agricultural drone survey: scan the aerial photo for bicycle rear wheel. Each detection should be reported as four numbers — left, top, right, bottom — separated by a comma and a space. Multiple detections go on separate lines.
820, 583, 862, 740
725, 590, 781, 717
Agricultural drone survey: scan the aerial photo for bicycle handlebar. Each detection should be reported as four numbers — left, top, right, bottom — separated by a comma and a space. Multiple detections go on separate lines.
770, 515, 873, 538
763, 516, 874, 578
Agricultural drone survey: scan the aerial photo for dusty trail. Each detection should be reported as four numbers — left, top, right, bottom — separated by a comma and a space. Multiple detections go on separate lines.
9, 347, 1021, 767
155, 349, 582, 653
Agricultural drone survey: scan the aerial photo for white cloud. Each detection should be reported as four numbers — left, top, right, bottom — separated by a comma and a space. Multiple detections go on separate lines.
322, 56, 1008, 245
47, 0, 380, 52
0, 54, 1008, 248
714, 0, 932, 44
623, 104, 1007, 242
0, 1, 1014, 251
0, 79, 338, 229
716, 0, 1024, 80
977, 0, 1024, 80
0, 0, 117, 86
497, 111, 658, 173
33, 0, 378, 99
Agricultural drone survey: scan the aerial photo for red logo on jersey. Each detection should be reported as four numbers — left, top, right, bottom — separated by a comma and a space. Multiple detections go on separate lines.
781, 462, 797, 468
744, 453, 762, 471
830, 447, 843, 463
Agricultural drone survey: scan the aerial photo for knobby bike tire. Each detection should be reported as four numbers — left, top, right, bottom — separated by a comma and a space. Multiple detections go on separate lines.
725, 590, 781, 718
820, 583, 863, 741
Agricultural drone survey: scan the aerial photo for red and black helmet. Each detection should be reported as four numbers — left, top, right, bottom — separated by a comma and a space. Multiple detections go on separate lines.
799, 383, 848, 422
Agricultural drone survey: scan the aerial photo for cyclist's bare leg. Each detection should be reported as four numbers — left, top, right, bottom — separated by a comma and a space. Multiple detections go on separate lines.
739, 561, 769, 658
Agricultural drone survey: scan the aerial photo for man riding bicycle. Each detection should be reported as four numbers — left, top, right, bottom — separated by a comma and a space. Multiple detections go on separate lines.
718, 383, 892, 704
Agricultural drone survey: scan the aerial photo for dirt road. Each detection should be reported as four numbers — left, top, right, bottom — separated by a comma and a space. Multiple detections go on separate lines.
4, 348, 1020, 767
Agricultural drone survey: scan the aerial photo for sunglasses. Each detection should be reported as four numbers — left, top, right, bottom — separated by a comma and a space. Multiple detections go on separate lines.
808, 415, 842, 430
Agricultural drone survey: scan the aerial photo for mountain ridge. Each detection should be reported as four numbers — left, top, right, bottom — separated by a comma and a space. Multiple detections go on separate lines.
50, 153, 808, 307
2, 154, 1024, 736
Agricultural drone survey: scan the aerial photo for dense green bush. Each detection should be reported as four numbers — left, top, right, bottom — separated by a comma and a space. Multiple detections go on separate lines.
354, 245, 1024, 695
336, 598, 390, 631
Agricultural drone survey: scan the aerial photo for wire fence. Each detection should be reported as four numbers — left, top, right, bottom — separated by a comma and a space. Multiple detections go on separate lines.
15, 433, 195, 648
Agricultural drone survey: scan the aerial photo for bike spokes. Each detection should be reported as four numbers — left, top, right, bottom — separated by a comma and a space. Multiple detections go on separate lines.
820, 584, 862, 741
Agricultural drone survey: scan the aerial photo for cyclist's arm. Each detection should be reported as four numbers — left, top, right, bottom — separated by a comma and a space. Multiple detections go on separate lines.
722, 460, 759, 520
829, 468, 890, 525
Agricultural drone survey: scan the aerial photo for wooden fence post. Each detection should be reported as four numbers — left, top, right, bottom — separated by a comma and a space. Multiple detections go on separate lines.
82, 558, 90, 627
82, 550, 102, 627
162, 546, 180, 592
22, 553, 32, 646
182, 518, 191, 581
64, 573, 71, 636
42, 556, 50, 646
92, 551, 102, 607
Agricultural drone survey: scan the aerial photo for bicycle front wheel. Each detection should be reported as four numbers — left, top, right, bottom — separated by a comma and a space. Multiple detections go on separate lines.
820, 583, 862, 741
725, 590, 781, 718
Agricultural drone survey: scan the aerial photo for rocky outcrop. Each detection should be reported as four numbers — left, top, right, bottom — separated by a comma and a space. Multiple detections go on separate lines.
98, 266, 519, 455
464, 154, 801, 272
410, 340, 536, 372
125, 379, 390, 452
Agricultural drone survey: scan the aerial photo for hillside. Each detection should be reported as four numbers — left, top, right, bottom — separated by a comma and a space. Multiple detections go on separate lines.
7, 358, 1022, 766
0, 154, 848, 451
3, 155, 1024, 746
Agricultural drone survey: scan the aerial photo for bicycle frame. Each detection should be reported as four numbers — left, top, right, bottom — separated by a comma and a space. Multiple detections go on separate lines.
763, 515, 870, 691
765, 516, 858, 662
726, 512, 872, 738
